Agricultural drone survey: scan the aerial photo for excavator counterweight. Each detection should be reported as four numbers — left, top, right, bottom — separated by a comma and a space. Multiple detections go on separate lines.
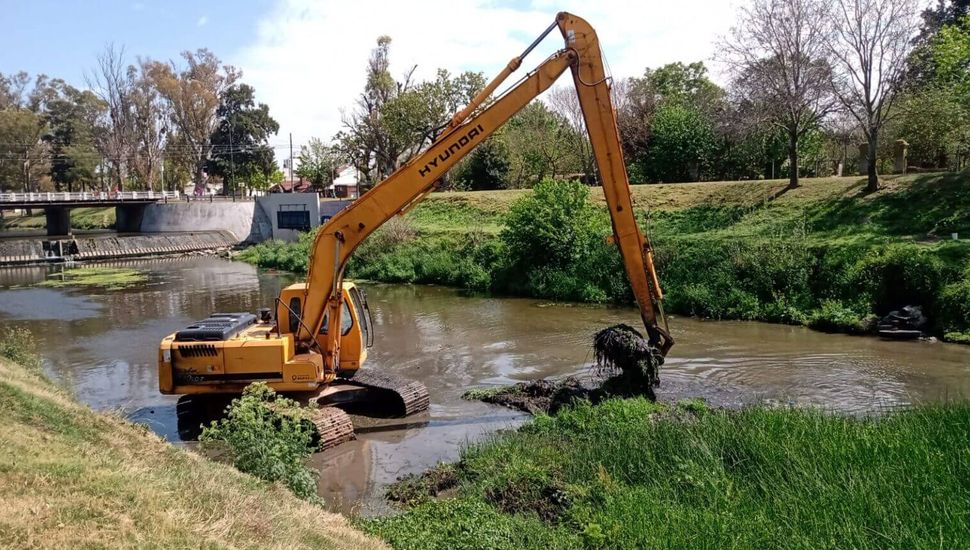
159, 12, 672, 450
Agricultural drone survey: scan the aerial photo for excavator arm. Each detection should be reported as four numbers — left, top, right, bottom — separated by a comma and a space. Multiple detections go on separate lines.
292, 12, 673, 375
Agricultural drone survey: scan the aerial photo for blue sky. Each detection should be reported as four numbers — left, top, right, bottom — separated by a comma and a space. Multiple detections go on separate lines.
0, 0, 272, 86
1, 0, 738, 147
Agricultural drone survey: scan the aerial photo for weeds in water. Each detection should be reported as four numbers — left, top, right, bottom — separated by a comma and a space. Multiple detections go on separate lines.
37, 267, 147, 290
200, 383, 319, 501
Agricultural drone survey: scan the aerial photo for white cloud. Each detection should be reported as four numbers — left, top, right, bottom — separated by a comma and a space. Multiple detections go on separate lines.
197, 15, 208, 27
233, 0, 739, 150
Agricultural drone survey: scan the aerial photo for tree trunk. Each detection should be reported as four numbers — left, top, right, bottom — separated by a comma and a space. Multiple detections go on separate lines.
787, 131, 800, 189
866, 130, 879, 193
194, 163, 207, 196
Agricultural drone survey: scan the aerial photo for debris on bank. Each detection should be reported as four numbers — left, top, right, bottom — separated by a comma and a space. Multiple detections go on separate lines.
464, 324, 663, 415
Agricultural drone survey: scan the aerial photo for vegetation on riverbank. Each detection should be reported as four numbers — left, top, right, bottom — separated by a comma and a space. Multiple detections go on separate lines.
0, 327, 381, 549
37, 266, 147, 290
240, 173, 970, 341
365, 398, 970, 549
0, 207, 115, 231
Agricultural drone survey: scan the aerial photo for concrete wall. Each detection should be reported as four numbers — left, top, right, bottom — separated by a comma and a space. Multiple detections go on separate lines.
138, 196, 353, 244
141, 202, 269, 243
256, 193, 320, 242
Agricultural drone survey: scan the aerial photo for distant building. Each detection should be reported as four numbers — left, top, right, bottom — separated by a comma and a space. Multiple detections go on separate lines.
327, 166, 361, 199
269, 176, 314, 193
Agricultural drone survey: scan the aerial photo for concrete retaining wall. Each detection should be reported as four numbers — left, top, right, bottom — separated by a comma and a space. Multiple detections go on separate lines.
141, 202, 268, 243
0, 231, 237, 265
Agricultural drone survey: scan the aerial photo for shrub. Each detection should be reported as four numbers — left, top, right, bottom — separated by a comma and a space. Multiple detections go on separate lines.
200, 383, 318, 500
808, 300, 876, 334
0, 327, 41, 372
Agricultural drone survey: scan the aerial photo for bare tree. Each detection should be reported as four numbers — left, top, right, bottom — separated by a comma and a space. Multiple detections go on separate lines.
548, 86, 595, 181
721, 0, 835, 189
146, 49, 239, 194
87, 44, 136, 191
130, 59, 167, 191
829, 0, 919, 192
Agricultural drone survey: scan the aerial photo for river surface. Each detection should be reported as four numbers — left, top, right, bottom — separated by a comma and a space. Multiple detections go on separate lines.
1, 256, 969, 515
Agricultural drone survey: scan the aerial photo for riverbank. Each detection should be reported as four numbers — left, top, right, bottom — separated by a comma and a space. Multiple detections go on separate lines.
0, 329, 381, 549
365, 398, 970, 548
240, 173, 970, 342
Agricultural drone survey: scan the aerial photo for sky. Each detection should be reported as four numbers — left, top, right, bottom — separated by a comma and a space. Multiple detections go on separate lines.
1, 0, 740, 157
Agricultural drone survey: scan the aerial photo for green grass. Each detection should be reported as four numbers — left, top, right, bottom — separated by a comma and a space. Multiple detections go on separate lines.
0, 207, 115, 231
363, 398, 970, 549
36, 266, 148, 290
240, 173, 970, 339
0, 329, 382, 549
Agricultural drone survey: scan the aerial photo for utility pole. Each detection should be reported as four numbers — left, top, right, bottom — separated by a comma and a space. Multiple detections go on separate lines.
289, 133, 294, 186
229, 120, 235, 198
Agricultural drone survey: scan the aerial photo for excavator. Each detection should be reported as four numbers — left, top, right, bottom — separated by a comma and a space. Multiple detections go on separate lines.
159, 11, 674, 448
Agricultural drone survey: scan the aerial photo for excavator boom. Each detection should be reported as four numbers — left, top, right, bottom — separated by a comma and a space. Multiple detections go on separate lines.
161, 12, 673, 448
294, 12, 673, 375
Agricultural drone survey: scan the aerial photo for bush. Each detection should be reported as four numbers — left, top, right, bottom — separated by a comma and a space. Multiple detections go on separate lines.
200, 383, 318, 501
0, 327, 41, 372
808, 300, 876, 334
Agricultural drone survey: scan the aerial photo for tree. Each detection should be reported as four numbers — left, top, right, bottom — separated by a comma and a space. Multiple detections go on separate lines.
0, 108, 48, 193
502, 102, 581, 188
130, 59, 167, 190
644, 102, 717, 182
337, 36, 484, 188
830, 0, 920, 192
296, 137, 343, 187
722, 0, 835, 189
146, 49, 239, 194
207, 84, 279, 194
452, 134, 511, 190
87, 45, 136, 191
41, 81, 104, 191
548, 86, 595, 181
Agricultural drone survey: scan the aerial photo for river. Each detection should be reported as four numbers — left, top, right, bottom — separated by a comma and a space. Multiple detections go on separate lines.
1, 256, 968, 515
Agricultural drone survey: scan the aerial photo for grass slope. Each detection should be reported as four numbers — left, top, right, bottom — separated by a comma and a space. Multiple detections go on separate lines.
0, 332, 382, 549
240, 173, 970, 340
365, 398, 970, 549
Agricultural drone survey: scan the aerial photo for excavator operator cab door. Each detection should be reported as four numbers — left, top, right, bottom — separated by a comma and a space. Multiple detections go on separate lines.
315, 283, 372, 376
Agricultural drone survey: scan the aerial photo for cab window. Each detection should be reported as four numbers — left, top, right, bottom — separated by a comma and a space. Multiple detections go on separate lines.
319, 300, 354, 335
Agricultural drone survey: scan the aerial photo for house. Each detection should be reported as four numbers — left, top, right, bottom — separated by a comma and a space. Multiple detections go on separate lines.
269, 176, 315, 193
327, 165, 362, 199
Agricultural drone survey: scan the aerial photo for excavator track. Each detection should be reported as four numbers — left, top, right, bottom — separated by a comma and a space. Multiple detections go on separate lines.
341, 369, 430, 417
305, 407, 356, 451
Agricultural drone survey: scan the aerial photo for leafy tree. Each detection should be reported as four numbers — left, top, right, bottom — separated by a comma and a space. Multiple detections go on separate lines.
643, 103, 717, 182
146, 49, 240, 194
502, 102, 581, 188
42, 82, 104, 191
207, 84, 279, 194
296, 137, 343, 186
0, 108, 48, 193
337, 36, 484, 188
452, 133, 511, 190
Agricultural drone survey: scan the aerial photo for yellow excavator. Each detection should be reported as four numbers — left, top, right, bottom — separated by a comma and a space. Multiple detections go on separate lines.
159, 12, 673, 447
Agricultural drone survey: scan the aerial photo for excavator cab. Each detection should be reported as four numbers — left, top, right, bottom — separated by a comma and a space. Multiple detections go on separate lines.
276, 282, 373, 375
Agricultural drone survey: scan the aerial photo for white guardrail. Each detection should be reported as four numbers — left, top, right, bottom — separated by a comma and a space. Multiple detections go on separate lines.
0, 190, 181, 203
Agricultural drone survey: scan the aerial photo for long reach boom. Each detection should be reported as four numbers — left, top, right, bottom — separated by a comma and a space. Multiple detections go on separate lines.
293, 12, 673, 375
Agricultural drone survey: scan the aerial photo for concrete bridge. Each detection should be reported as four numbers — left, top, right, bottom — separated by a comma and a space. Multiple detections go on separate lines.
0, 190, 181, 235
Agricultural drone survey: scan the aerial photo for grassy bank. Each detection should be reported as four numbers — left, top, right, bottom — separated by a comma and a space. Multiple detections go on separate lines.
0, 328, 382, 549
0, 207, 115, 231
240, 173, 970, 340
364, 398, 970, 548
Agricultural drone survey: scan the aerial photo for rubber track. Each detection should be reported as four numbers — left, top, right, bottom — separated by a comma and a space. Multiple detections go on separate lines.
346, 369, 430, 417
307, 407, 355, 451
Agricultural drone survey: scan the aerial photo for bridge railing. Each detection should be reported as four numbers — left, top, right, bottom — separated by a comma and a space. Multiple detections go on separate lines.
0, 190, 181, 203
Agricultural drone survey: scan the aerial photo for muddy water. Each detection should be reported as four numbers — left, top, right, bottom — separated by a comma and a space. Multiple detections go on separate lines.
1, 257, 969, 515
